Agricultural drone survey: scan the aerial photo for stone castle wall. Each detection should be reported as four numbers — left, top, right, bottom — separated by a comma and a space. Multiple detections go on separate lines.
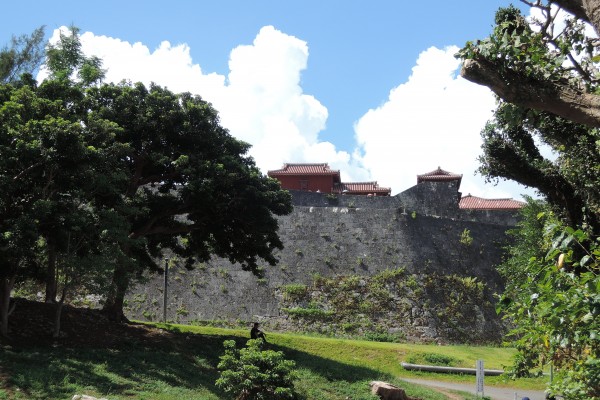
126, 185, 517, 344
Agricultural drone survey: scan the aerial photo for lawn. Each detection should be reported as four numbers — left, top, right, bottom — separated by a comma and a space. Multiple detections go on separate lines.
0, 320, 547, 400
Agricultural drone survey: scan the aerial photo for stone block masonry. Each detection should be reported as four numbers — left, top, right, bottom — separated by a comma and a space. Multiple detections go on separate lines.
126, 189, 515, 344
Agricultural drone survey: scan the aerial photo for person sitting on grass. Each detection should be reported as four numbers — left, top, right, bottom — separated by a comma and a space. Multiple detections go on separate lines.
250, 322, 267, 343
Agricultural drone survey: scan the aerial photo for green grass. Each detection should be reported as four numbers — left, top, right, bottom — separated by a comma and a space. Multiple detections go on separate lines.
0, 323, 547, 400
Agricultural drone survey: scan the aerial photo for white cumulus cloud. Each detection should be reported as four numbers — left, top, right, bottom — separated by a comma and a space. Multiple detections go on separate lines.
41, 26, 354, 176
41, 26, 531, 200
353, 46, 531, 198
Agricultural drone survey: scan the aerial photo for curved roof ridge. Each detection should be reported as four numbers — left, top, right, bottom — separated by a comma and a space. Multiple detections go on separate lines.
268, 163, 340, 176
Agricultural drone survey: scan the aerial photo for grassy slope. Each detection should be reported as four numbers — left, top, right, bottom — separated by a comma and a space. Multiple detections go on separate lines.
0, 322, 546, 400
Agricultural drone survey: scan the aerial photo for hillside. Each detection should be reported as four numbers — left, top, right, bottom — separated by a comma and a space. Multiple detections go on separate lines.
0, 299, 543, 400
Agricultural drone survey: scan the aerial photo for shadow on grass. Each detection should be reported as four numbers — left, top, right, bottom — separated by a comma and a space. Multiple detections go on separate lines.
1, 330, 407, 400
0, 332, 235, 400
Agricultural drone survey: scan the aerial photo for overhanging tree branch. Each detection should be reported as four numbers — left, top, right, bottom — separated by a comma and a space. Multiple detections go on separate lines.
461, 58, 600, 128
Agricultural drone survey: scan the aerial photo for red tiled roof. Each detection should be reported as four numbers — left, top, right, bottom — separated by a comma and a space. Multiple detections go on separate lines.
459, 194, 525, 210
417, 167, 462, 185
268, 163, 340, 176
333, 181, 391, 195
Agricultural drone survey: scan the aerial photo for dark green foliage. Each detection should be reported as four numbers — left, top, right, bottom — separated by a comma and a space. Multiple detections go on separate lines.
216, 339, 297, 400
46, 26, 105, 85
498, 203, 600, 399
406, 352, 459, 367
494, 4, 522, 26
458, 3, 600, 395
0, 27, 293, 329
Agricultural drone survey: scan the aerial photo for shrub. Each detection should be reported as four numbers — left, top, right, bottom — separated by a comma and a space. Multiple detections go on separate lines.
363, 331, 405, 343
282, 284, 308, 299
406, 352, 458, 367
216, 339, 297, 400
460, 228, 473, 246
282, 306, 333, 321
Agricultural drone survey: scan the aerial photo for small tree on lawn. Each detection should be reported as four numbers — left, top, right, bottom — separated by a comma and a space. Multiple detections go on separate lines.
216, 339, 297, 400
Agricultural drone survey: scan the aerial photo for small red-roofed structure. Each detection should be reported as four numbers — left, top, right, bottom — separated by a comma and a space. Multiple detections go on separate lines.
333, 182, 391, 196
268, 163, 391, 196
459, 194, 525, 210
417, 166, 463, 185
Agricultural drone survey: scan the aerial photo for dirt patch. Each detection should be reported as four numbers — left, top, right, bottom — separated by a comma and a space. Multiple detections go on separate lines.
1, 298, 179, 349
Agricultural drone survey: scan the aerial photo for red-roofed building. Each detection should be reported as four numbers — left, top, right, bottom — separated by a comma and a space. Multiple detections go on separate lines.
333, 182, 391, 196
417, 167, 463, 185
459, 194, 525, 211
268, 163, 341, 193
268, 163, 391, 196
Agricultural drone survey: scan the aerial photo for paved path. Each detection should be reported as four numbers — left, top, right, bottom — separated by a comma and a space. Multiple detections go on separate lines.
402, 378, 547, 400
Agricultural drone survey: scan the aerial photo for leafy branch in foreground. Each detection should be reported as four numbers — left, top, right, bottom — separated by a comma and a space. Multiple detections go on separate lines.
499, 203, 599, 399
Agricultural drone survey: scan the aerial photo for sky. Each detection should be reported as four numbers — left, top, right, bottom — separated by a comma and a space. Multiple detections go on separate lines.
1, 1, 538, 199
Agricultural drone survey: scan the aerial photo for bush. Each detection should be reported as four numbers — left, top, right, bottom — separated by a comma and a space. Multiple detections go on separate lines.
282, 284, 308, 300
282, 306, 334, 321
363, 331, 405, 343
216, 339, 297, 400
406, 352, 458, 367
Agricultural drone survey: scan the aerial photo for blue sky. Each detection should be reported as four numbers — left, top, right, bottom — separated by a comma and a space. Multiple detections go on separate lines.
1, 1, 534, 198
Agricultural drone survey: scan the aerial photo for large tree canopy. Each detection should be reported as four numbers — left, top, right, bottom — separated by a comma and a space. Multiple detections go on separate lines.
458, 2, 600, 398
87, 81, 293, 320
0, 28, 293, 334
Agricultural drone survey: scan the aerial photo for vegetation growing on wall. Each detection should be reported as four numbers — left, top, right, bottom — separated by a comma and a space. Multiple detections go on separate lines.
279, 267, 499, 343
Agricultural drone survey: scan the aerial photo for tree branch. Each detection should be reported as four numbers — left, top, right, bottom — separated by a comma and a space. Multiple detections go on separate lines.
548, 0, 589, 24
460, 58, 600, 128
12, 161, 43, 181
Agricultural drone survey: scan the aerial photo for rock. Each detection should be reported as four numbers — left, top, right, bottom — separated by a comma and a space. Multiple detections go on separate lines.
72, 395, 108, 400
370, 381, 409, 400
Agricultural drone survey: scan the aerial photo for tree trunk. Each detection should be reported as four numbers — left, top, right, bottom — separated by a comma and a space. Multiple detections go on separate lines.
102, 262, 130, 322
53, 287, 67, 338
45, 244, 57, 303
0, 275, 16, 338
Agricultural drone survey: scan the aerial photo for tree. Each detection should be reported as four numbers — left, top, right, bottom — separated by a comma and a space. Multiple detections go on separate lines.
497, 203, 599, 399
460, 1, 600, 128
458, 2, 600, 231
0, 26, 45, 83
0, 74, 119, 337
45, 26, 104, 86
86, 81, 292, 321
0, 26, 292, 337
475, 101, 600, 231
36, 26, 114, 304
40, 28, 293, 322
458, 2, 600, 397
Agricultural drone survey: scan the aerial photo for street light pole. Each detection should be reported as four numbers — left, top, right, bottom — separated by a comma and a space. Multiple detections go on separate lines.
163, 258, 169, 323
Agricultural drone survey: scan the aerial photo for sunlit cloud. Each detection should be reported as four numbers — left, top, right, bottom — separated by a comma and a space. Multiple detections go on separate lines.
353, 46, 526, 197
41, 27, 531, 199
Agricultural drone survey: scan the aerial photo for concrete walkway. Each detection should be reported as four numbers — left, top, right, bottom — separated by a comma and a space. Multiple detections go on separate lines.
402, 378, 547, 400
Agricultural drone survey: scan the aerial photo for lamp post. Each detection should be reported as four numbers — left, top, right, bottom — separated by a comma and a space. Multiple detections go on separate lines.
163, 258, 169, 323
